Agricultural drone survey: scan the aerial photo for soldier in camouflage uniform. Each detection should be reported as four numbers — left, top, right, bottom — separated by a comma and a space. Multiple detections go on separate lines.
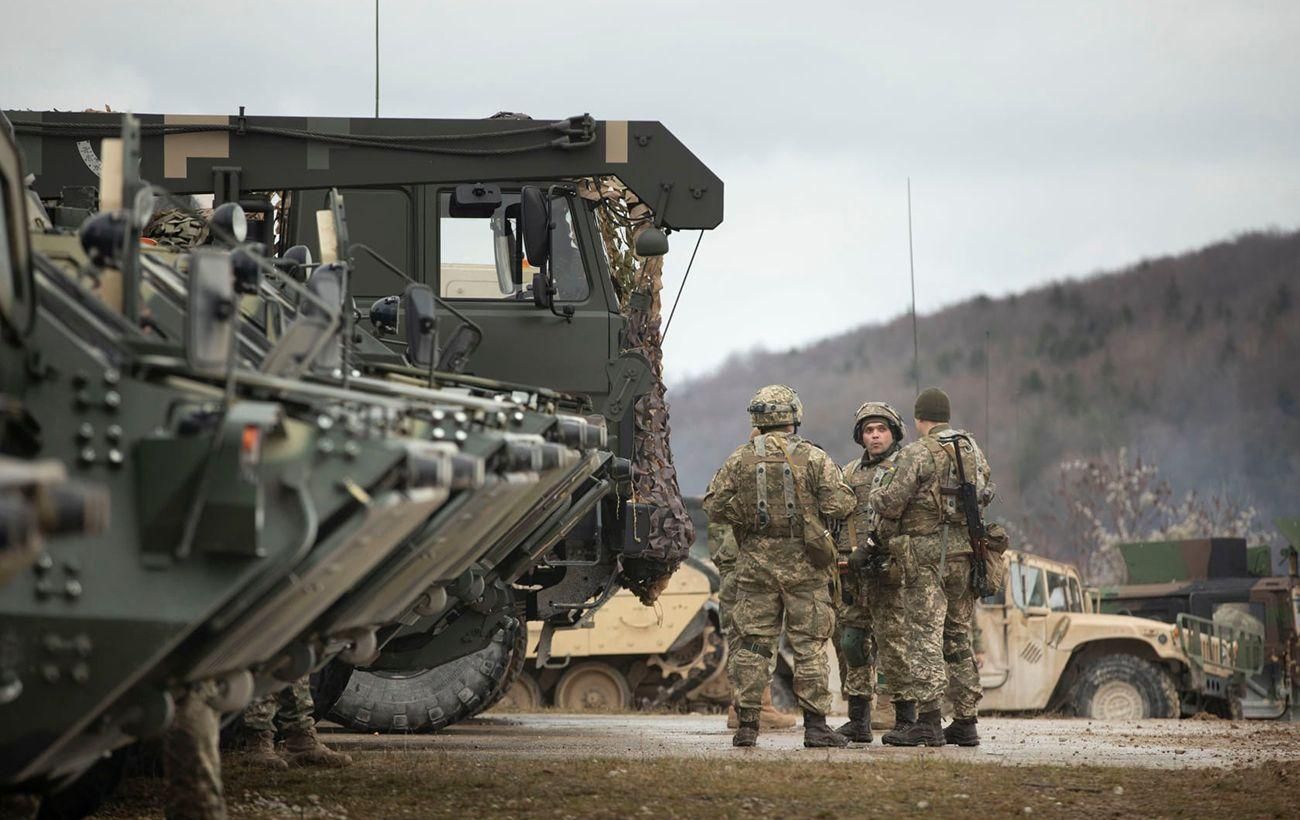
710, 516, 796, 731
703, 385, 855, 748
164, 681, 226, 820
834, 401, 906, 743
869, 387, 993, 747
239, 676, 353, 768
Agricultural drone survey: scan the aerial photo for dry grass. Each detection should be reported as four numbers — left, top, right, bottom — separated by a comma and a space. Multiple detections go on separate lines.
93, 750, 1299, 819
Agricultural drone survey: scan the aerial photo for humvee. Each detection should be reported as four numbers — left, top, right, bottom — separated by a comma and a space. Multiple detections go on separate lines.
978, 550, 1261, 719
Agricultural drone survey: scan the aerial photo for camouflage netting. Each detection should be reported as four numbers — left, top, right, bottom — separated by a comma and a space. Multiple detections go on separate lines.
582, 178, 695, 605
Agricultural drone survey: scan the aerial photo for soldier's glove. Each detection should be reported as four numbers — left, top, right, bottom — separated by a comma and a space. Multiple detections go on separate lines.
847, 544, 873, 575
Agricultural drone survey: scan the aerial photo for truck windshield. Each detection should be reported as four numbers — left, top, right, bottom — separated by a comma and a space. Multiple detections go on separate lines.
1010, 561, 1047, 609
0, 171, 12, 318
438, 192, 589, 303
1046, 570, 1084, 612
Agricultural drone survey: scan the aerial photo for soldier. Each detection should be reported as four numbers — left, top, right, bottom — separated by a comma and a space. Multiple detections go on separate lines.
703, 385, 855, 748
710, 515, 796, 731
835, 401, 906, 743
239, 677, 353, 768
869, 387, 993, 747
164, 681, 227, 820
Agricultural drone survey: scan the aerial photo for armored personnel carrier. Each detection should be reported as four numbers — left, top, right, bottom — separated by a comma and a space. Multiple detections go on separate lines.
1, 108, 722, 809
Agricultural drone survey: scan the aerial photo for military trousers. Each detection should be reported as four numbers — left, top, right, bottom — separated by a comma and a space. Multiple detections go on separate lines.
728, 579, 836, 716
866, 576, 910, 698
242, 676, 316, 736
941, 555, 982, 719
835, 571, 875, 698
164, 682, 226, 820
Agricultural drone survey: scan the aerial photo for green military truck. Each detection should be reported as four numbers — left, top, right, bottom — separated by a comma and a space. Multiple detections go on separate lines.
1099, 529, 1300, 720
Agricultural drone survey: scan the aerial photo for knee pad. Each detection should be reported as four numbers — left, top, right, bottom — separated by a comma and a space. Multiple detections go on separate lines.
839, 626, 869, 667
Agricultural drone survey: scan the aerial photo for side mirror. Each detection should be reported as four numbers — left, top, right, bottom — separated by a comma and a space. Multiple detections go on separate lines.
633, 226, 670, 257
304, 263, 346, 373
402, 284, 436, 368
185, 249, 235, 373
520, 186, 551, 270
490, 213, 516, 295
531, 273, 553, 310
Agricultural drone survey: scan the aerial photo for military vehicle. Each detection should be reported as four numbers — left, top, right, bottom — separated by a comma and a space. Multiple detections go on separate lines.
1098, 533, 1299, 719
490, 558, 726, 711
977, 550, 1261, 720
3, 107, 722, 812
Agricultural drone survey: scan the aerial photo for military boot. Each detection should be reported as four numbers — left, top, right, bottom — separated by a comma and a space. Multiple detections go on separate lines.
283, 725, 353, 768
242, 730, 289, 770
944, 716, 980, 747
880, 700, 916, 746
732, 708, 760, 747
835, 695, 873, 743
802, 711, 850, 748
727, 687, 795, 730
883, 707, 944, 747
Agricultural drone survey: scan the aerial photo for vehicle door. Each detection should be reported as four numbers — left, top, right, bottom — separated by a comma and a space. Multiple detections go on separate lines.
997, 557, 1054, 708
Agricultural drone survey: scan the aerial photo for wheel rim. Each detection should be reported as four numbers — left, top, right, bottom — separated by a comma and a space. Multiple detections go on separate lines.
1090, 680, 1145, 720
496, 675, 542, 711
555, 664, 631, 711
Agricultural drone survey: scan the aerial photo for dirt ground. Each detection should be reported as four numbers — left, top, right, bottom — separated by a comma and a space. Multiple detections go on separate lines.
91, 715, 1300, 819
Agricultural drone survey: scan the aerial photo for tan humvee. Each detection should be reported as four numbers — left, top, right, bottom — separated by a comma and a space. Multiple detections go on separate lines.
977, 550, 1253, 719
493, 561, 727, 711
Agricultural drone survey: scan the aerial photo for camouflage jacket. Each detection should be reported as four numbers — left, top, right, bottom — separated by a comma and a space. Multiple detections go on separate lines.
837, 441, 903, 555
868, 423, 992, 554
706, 520, 739, 578
703, 431, 854, 588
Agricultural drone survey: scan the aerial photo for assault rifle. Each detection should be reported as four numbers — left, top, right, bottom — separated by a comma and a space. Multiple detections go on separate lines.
947, 433, 995, 597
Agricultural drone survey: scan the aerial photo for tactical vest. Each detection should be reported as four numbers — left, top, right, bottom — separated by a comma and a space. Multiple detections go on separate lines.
735, 433, 813, 538
900, 430, 986, 537
842, 447, 898, 551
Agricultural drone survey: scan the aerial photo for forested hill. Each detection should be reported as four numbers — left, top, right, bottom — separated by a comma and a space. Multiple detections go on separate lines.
668, 229, 1300, 543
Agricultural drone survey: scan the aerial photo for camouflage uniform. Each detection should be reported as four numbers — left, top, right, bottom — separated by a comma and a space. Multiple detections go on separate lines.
837, 440, 903, 698
870, 421, 992, 721
165, 681, 226, 820
707, 520, 740, 647
704, 430, 854, 720
242, 676, 315, 736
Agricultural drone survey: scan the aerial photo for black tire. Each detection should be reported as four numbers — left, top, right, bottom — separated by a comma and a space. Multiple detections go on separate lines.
1069, 654, 1180, 720
326, 626, 514, 732
474, 617, 528, 715
310, 659, 355, 722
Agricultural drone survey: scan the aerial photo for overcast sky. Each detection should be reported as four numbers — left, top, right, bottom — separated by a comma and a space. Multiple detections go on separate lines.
4, 1, 1298, 381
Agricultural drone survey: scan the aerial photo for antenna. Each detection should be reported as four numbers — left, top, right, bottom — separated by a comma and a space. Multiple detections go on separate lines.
984, 328, 991, 443
374, 0, 380, 118
908, 178, 919, 395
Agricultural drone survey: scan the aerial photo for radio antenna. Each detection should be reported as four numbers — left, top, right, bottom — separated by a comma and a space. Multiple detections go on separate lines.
908, 178, 920, 395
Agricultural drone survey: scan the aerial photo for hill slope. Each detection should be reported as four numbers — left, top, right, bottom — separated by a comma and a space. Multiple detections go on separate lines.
669, 229, 1300, 550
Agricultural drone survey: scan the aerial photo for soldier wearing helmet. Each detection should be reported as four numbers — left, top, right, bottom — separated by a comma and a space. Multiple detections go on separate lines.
703, 385, 855, 748
833, 401, 906, 743
869, 387, 994, 748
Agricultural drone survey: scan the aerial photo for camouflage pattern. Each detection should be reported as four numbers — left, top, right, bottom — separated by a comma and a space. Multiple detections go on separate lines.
746, 384, 804, 428
588, 177, 694, 604
836, 440, 902, 698
164, 681, 226, 820
704, 431, 854, 590
851, 401, 905, 444
704, 430, 853, 716
707, 520, 740, 642
143, 208, 210, 249
941, 556, 981, 718
729, 579, 839, 714
242, 676, 316, 735
869, 422, 991, 556
870, 421, 994, 713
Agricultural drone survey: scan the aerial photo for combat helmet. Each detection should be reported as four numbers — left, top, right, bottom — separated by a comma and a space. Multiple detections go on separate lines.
748, 384, 803, 429
852, 401, 904, 445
